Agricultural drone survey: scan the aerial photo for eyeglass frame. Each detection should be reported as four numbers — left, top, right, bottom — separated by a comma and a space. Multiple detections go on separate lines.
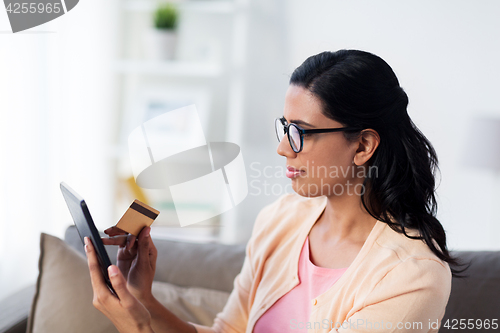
275, 117, 364, 153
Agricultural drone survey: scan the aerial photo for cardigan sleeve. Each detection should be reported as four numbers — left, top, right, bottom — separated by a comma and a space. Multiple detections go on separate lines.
188, 198, 281, 333
334, 257, 452, 333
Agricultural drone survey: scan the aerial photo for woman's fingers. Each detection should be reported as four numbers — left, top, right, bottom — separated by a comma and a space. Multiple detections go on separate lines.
102, 235, 128, 246
107, 265, 135, 307
101, 230, 136, 250
138, 227, 157, 271
85, 237, 111, 297
104, 226, 128, 236
85, 238, 153, 332
126, 234, 137, 251
137, 227, 152, 268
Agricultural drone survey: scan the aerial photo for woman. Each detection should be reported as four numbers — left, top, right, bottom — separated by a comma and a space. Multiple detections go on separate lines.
85, 49, 463, 333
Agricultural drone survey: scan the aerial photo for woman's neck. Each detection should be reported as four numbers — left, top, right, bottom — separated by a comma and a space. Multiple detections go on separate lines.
315, 193, 377, 246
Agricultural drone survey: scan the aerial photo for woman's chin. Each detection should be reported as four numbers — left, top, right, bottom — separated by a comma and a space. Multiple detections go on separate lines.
291, 180, 327, 198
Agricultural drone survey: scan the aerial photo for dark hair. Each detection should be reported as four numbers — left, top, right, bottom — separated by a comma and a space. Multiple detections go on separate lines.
290, 49, 468, 278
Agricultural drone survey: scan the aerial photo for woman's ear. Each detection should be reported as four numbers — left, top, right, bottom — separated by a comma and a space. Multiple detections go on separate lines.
353, 129, 380, 166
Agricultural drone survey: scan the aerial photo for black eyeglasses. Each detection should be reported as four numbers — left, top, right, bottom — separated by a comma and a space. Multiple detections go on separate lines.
275, 117, 363, 153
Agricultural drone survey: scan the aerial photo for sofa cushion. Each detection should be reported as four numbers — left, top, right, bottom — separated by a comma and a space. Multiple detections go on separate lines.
152, 281, 229, 326
440, 251, 500, 332
27, 233, 118, 333
153, 238, 246, 293
27, 233, 231, 333
65, 225, 247, 292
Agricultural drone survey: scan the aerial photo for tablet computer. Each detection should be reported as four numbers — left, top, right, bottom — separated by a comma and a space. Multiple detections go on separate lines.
60, 182, 117, 296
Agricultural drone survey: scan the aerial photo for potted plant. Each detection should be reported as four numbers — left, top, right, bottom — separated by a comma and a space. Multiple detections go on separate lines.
144, 3, 179, 60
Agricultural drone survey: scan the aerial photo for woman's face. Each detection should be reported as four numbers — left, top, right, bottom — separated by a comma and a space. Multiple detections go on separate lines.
277, 85, 363, 198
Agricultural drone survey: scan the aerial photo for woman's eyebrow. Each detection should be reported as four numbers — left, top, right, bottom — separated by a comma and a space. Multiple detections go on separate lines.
289, 118, 315, 128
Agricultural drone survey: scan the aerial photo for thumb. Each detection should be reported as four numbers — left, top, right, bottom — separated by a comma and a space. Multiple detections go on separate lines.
108, 265, 132, 303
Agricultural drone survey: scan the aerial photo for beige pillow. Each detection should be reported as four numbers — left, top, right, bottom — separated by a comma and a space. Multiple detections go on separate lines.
152, 280, 229, 326
27, 233, 230, 333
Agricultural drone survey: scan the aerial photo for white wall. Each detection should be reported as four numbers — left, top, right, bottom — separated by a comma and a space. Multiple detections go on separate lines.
285, 0, 500, 250
0, 0, 118, 301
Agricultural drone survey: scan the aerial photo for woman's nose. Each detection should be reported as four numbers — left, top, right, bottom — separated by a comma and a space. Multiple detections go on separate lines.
277, 136, 297, 158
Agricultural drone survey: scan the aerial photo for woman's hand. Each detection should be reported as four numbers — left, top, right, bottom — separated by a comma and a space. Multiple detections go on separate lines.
102, 226, 157, 304
103, 226, 137, 250
85, 237, 154, 333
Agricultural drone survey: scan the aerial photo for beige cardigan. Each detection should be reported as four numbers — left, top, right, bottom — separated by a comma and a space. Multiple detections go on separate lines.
190, 193, 452, 333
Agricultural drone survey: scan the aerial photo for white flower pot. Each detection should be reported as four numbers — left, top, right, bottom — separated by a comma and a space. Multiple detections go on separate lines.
144, 28, 178, 61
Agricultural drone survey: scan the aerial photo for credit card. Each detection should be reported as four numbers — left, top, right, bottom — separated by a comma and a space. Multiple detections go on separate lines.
115, 199, 160, 236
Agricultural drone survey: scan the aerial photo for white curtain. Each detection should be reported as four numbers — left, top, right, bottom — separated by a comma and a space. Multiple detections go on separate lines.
0, 0, 118, 301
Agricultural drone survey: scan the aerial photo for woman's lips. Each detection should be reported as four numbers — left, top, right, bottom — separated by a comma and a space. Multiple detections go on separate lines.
286, 166, 305, 179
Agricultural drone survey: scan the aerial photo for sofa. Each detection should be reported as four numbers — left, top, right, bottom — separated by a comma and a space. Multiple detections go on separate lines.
0, 225, 499, 333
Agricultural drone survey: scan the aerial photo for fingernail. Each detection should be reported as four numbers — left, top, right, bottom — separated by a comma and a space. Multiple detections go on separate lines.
84, 237, 89, 245
145, 227, 151, 238
108, 265, 119, 277
84, 244, 88, 253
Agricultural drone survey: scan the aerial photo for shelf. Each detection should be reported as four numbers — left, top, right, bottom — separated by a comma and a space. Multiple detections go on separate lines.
113, 60, 223, 77
115, 0, 248, 245
122, 0, 236, 14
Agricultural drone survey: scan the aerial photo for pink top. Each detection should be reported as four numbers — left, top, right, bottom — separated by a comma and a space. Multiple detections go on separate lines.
253, 235, 348, 332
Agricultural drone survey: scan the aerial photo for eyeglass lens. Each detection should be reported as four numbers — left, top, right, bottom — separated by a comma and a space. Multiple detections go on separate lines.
275, 118, 301, 152
275, 118, 286, 142
288, 125, 301, 152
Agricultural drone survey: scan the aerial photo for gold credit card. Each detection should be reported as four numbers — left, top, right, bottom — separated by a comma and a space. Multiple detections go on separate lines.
115, 199, 160, 236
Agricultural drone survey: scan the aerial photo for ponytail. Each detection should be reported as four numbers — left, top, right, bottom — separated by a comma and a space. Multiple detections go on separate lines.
290, 49, 469, 277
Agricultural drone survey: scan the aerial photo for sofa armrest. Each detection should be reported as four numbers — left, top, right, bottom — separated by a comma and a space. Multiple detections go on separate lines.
0, 285, 35, 333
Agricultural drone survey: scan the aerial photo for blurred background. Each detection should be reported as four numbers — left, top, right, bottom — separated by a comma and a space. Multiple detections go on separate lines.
1, 0, 500, 301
